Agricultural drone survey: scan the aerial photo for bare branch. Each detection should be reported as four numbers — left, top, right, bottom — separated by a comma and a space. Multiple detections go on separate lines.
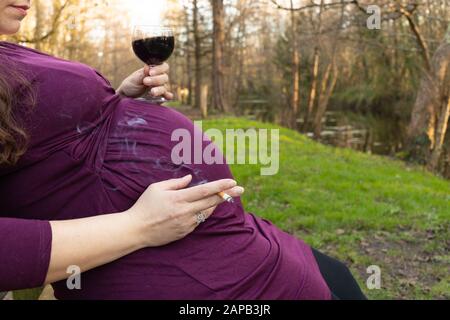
15, 0, 71, 43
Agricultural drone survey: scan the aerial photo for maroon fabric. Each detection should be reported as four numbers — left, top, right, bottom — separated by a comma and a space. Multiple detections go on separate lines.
0, 41, 331, 300
0, 218, 52, 291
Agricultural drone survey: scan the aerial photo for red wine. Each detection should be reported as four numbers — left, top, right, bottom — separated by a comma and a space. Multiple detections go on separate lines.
132, 36, 175, 65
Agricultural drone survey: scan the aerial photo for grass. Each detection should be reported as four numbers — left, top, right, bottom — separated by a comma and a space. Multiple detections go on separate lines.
203, 118, 450, 300
11, 289, 42, 300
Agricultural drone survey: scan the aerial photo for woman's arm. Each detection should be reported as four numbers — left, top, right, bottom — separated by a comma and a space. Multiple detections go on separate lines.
0, 175, 244, 290
46, 212, 141, 285
46, 175, 243, 285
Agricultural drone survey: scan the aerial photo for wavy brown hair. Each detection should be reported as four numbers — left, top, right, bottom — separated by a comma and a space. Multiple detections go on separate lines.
0, 50, 35, 166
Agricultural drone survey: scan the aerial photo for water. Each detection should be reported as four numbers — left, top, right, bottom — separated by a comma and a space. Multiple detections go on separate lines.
301, 112, 407, 156
303, 111, 406, 156
238, 101, 407, 156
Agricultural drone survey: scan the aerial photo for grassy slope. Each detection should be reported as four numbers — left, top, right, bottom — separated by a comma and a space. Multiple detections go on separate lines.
203, 118, 450, 300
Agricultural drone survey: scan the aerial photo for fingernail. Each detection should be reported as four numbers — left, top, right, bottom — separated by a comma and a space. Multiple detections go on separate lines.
228, 180, 237, 187
234, 186, 245, 194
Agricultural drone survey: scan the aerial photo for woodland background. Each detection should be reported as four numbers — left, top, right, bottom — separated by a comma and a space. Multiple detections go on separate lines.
2, 0, 449, 177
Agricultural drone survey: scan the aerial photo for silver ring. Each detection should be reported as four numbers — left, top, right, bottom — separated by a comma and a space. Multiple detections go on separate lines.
196, 212, 207, 225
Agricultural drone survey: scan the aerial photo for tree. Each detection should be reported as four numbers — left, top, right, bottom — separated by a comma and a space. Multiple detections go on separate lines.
211, 0, 230, 112
184, 5, 193, 106
303, 0, 324, 132
289, 0, 300, 128
312, 0, 344, 138
407, 25, 450, 170
193, 0, 203, 110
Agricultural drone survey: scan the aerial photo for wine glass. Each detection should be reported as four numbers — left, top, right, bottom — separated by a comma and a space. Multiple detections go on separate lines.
132, 26, 175, 104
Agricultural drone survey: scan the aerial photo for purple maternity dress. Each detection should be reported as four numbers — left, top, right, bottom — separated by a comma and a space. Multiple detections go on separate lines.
0, 41, 331, 300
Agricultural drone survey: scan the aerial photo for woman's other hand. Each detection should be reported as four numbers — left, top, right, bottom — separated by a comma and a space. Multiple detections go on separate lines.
117, 63, 174, 100
127, 175, 245, 247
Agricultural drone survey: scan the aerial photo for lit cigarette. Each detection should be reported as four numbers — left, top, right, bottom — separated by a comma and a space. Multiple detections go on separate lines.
218, 191, 234, 203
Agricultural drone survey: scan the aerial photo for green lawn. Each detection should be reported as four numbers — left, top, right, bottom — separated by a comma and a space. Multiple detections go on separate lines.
203, 118, 450, 300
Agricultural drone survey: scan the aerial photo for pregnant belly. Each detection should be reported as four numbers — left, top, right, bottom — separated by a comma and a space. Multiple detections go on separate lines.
50, 99, 282, 299
98, 98, 235, 212
51, 211, 282, 300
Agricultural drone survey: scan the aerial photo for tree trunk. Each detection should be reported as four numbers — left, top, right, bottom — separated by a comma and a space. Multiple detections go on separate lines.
200, 85, 209, 118
305, 46, 320, 132
314, 63, 338, 139
303, 0, 324, 132
34, 0, 43, 50
428, 96, 450, 171
407, 25, 450, 166
233, 16, 246, 110
184, 5, 193, 106
400, 7, 432, 71
312, 0, 343, 139
289, 0, 300, 128
212, 0, 230, 113
193, 0, 202, 110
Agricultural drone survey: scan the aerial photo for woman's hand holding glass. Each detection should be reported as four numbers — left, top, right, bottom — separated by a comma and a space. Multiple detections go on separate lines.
117, 63, 174, 100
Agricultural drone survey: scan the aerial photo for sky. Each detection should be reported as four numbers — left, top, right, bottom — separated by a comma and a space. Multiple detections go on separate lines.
118, 0, 169, 26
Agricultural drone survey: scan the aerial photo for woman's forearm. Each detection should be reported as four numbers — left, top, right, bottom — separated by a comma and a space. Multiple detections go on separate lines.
44, 176, 242, 286
45, 211, 143, 285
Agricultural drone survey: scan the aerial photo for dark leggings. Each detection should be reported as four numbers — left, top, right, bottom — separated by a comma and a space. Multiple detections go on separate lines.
312, 249, 367, 300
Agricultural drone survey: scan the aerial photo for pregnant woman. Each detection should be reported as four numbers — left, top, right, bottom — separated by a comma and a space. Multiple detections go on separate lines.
0, 0, 366, 300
